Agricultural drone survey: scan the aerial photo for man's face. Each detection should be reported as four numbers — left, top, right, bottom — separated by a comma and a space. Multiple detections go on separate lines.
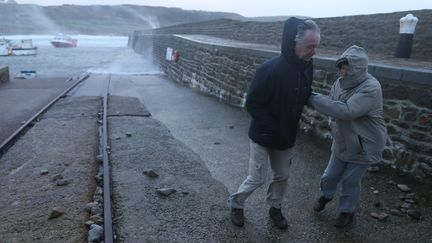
338, 64, 351, 79
294, 30, 320, 61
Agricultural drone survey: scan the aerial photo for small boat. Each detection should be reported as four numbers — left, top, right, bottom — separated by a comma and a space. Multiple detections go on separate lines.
15, 70, 37, 79
50, 34, 77, 48
10, 39, 37, 56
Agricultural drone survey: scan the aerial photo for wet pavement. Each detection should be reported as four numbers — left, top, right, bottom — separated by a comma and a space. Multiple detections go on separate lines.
108, 74, 432, 242
0, 77, 71, 145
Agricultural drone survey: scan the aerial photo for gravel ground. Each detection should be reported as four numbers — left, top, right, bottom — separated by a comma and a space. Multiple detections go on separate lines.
0, 96, 100, 242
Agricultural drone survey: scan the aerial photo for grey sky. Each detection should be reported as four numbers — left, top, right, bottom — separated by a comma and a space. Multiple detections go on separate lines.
15, 0, 432, 17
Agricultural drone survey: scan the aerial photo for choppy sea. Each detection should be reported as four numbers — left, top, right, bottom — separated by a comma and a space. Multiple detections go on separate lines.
0, 35, 160, 78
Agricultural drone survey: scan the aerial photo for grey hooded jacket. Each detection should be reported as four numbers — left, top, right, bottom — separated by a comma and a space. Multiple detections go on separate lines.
309, 45, 387, 164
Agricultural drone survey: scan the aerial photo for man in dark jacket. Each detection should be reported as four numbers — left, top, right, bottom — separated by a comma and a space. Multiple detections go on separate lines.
228, 17, 320, 229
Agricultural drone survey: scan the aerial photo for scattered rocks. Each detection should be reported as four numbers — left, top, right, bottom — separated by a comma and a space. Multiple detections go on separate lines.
48, 207, 64, 219
143, 169, 159, 178
156, 188, 176, 196
370, 212, 389, 221
407, 209, 421, 220
397, 184, 412, 193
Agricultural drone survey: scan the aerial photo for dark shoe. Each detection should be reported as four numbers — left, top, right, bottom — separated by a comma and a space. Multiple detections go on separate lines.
269, 207, 288, 230
231, 208, 244, 227
334, 212, 354, 228
313, 195, 331, 212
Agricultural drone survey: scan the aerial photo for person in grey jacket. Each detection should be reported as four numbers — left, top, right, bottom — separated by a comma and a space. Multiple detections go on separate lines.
309, 45, 387, 228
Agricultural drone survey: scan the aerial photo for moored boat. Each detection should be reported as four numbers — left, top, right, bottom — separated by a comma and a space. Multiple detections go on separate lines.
11, 39, 37, 55
50, 34, 77, 48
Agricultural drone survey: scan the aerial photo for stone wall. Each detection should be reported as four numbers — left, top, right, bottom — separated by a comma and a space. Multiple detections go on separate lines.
147, 10, 432, 61
0, 66, 9, 84
131, 33, 432, 182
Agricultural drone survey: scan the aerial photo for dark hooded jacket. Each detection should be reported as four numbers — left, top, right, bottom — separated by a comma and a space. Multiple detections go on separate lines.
246, 17, 314, 150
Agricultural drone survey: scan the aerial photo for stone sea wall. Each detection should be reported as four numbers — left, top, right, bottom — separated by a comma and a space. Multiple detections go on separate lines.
145, 9, 432, 61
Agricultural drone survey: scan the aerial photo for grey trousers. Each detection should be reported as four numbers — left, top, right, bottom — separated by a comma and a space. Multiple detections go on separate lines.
228, 139, 293, 209
320, 153, 369, 213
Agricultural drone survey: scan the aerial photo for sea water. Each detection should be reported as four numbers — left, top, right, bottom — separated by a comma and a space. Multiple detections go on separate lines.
0, 35, 160, 78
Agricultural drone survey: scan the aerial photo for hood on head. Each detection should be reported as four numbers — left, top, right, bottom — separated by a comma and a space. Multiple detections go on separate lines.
281, 17, 304, 62
337, 45, 369, 89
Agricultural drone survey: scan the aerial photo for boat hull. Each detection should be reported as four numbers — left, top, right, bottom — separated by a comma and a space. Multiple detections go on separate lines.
51, 40, 77, 48
11, 47, 37, 56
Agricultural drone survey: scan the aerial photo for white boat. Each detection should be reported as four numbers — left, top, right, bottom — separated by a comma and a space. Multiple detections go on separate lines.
15, 70, 37, 79
10, 39, 37, 56
50, 34, 77, 48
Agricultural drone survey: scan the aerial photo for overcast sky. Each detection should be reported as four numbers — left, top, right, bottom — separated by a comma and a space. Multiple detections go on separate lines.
15, 0, 432, 18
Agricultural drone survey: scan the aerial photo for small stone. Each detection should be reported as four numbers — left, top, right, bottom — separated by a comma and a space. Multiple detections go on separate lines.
387, 180, 397, 185
404, 199, 415, 204
88, 224, 104, 242
374, 202, 381, 208
400, 193, 416, 200
373, 190, 379, 195
115, 137, 121, 140
55, 179, 71, 186
407, 209, 421, 220
51, 174, 63, 182
390, 208, 403, 216
156, 188, 176, 196
96, 154, 103, 162
85, 202, 99, 213
40, 169, 49, 175
214, 142, 221, 145
126, 133, 132, 137
368, 166, 380, 173
229, 126, 234, 129
20, 121, 26, 125
181, 191, 190, 195
401, 202, 412, 209
397, 184, 412, 193
370, 212, 388, 221
400, 208, 408, 213
48, 207, 64, 219
85, 220, 95, 226
143, 170, 159, 178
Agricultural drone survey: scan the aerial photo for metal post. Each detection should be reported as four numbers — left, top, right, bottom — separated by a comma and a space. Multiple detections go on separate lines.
395, 14, 418, 58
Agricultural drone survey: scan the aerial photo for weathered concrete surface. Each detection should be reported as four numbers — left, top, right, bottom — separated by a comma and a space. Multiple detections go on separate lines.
109, 96, 254, 242
109, 74, 432, 242
0, 77, 70, 144
0, 96, 100, 242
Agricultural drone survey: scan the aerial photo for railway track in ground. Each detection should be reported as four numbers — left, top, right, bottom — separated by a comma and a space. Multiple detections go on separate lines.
0, 73, 115, 242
